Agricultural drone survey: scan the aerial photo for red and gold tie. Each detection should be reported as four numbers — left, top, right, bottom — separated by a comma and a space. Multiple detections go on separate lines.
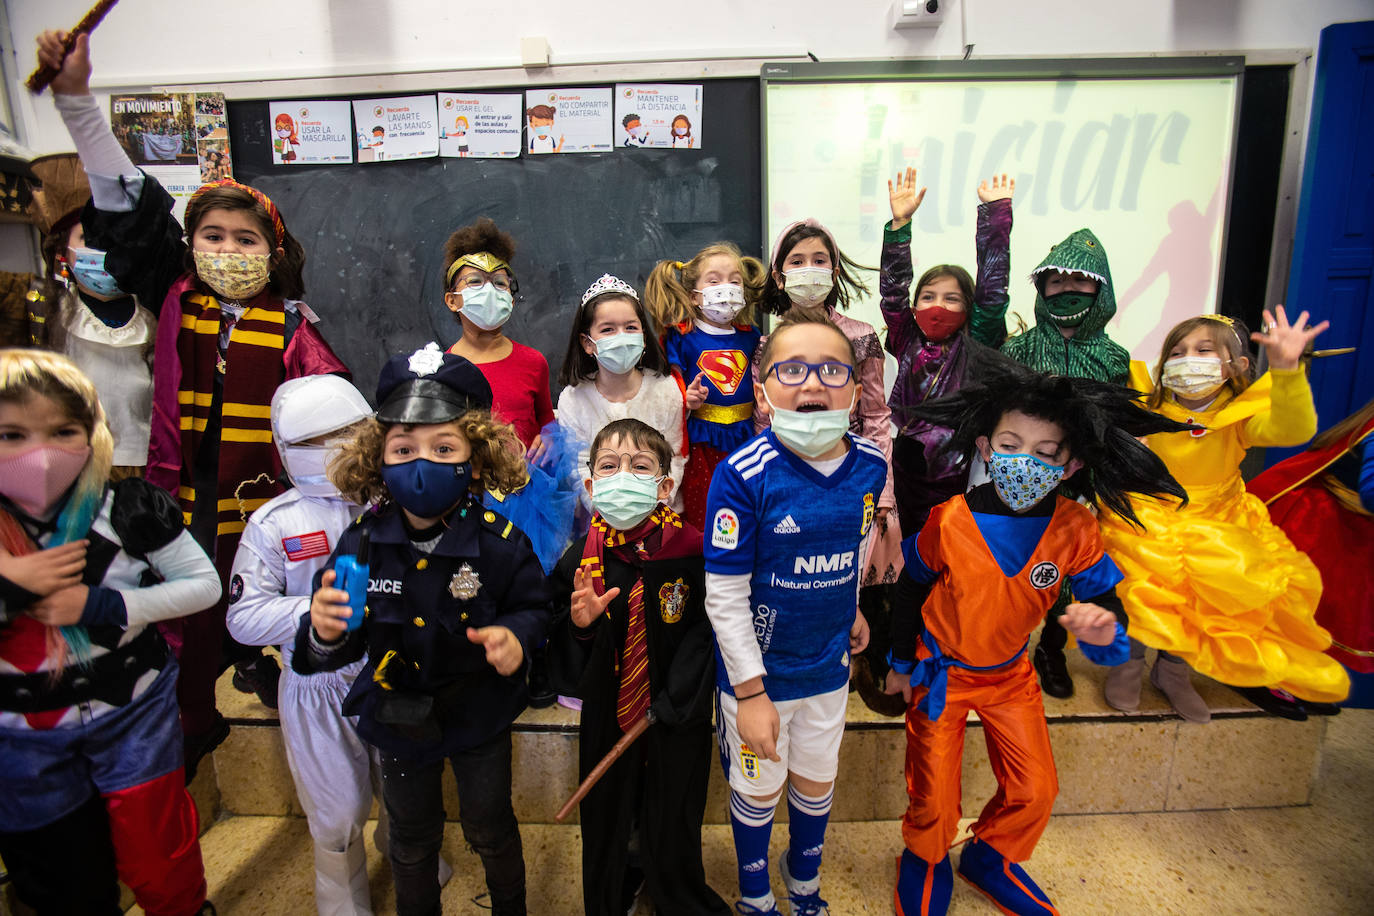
615, 575, 650, 732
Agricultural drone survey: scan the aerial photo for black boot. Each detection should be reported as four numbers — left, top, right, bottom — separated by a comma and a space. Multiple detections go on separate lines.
1232, 686, 1307, 721
231, 653, 281, 709
1033, 644, 1074, 699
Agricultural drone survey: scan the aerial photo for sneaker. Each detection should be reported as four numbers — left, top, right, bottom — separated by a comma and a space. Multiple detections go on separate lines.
183, 713, 231, 784
893, 849, 951, 916
231, 654, 281, 709
735, 901, 783, 916
956, 837, 1058, 915
779, 850, 829, 915
1032, 644, 1074, 699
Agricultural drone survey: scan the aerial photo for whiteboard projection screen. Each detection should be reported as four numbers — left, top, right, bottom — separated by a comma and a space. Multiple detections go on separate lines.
761, 59, 1242, 363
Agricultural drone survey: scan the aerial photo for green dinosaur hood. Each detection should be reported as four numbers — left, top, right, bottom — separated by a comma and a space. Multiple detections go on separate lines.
1000, 227, 1130, 383
1031, 228, 1116, 337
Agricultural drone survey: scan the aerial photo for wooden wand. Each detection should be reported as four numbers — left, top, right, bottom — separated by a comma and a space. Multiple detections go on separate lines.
554, 711, 653, 822
26, 0, 120, 95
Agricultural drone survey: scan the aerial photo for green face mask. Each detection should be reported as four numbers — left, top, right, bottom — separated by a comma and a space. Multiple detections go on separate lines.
1043, 291, 1095, 328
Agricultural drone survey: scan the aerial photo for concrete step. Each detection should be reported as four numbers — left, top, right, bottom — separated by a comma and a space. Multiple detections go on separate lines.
207, 647, 1328, 826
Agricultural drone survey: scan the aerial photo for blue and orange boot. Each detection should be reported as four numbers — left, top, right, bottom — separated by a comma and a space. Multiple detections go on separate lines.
956, 837, 1058, 915
893, 849, 952, 915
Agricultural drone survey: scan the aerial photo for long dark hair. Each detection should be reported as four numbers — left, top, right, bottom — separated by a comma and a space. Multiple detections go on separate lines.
183, 186, 307, 299
759, 223, 873, 317
557, 292, 672, 388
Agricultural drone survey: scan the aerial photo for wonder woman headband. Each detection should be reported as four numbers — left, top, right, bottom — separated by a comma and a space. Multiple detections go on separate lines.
190, 179, 286, 248
445, 251, 512, 286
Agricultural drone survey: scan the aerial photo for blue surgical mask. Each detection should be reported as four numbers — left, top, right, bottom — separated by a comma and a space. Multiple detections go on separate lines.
986, 451, 1066, 512
591, 471, 663, 530
763, 388, 854, 458
68, 246, 124, 298
592, 332, 645, 375
457, 282, 514, 331
381, 458, 472, 518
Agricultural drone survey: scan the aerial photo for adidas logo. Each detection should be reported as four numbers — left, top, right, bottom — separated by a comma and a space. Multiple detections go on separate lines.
773, 514, 801, 534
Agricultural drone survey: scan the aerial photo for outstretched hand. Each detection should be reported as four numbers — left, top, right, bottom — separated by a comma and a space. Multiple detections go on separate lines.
570, 567, 620, 629
1251, 305, 1329, 371
35, 30, 92, 96
978, 173, 1015, 203
685, 372, 710, 410
887, 166, 927, 227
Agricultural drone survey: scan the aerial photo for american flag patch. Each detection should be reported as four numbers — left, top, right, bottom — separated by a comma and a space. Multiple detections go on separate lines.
282, 531, 330, 561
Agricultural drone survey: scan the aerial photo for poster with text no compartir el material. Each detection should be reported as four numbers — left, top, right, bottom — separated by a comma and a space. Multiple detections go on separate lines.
524, 88, 612, 154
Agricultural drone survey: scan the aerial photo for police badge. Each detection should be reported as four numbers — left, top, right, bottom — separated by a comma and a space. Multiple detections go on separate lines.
449, 563, 481, 600
658, 577, 688, 624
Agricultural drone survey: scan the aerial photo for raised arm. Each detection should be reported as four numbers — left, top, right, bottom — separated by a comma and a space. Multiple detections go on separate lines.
880, 167, 927, 357
969, 175, 1014, 349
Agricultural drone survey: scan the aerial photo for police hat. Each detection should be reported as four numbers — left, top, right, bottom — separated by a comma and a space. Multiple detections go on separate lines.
375, 344, 493, 425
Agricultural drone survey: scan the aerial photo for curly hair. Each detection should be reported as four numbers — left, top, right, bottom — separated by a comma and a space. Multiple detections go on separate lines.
328, 411, 529, 508
643, 242, 766, 329
442, 217, 518, 291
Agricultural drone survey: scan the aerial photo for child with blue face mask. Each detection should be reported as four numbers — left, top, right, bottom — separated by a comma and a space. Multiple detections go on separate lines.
556, 275, 687, 516
547, 417, 730, 916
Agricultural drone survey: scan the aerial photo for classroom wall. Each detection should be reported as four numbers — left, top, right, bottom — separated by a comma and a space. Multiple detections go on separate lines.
7, 0, 1371, 155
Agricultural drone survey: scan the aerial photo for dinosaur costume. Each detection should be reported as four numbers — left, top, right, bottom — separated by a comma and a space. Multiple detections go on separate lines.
1001, 228, 1130, 384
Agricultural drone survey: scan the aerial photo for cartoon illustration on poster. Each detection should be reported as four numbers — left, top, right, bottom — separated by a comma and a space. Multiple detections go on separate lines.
438, 93, 522, 159
523, 88, 612, 154
110, 91, 233, 222
267, 100, 353, 165
614, 84, 703, 150
352, 96, 439, 163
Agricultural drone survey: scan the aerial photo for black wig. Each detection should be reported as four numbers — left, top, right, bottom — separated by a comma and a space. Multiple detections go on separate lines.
909, 361, 1195, 529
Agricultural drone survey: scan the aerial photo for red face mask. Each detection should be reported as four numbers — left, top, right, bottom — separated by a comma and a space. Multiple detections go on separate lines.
914, 305, 967, 342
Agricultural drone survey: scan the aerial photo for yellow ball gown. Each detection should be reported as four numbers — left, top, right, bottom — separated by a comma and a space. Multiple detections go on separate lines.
1098, 363, 1350, 703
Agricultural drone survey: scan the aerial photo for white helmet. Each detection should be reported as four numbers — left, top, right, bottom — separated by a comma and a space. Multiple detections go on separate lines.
271, 375, 373, 498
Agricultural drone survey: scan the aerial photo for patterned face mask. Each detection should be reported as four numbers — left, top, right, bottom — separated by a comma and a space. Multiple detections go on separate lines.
1161, 355, 1226, 399
193, 250, 272, 301
986, 450, 1066, 511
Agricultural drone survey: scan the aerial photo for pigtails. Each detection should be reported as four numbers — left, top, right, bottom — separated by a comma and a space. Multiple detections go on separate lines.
644, 259, 695, 331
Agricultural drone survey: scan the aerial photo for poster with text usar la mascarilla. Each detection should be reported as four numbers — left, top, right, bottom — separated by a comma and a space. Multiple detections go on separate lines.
267, 101, 353, 164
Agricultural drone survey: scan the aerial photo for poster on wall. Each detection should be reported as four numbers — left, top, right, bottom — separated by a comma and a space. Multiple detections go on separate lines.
438, 93, 522, 158
614, 84, 702, 149
266, 101, 353, 165
523, 88, 612, 154
352, 95, 439, 163
110, 91, 232, 222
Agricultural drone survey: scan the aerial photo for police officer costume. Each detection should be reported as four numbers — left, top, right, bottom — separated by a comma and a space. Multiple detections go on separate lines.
293, 349, 551, 916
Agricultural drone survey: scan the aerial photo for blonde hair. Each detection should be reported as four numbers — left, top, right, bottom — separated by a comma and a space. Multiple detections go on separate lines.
0, 348, 112, 507
328, 411, 529, 507
1147, 315, 1255, 410
644, 242, 766, 329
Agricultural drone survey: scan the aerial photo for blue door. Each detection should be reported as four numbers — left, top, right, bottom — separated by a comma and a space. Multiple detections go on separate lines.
1278, 19, 1374, 463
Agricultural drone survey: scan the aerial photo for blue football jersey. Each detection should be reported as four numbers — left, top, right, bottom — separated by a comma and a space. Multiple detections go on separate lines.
704, 429, 889, 701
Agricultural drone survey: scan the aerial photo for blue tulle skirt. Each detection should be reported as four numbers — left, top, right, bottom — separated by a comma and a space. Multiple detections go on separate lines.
488, 421, 582, 573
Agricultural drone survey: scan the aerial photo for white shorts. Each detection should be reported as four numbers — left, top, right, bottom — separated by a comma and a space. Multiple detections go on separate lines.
716, 683, 849, 797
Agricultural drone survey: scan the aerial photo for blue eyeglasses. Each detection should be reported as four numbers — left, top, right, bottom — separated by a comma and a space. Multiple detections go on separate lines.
766, 360, 854, 388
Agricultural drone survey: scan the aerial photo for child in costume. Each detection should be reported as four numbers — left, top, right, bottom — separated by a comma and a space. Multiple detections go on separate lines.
883, 363, 1189, 916
227, 374, 455, 915
645, 243, 765, 530
1099, 309, 1350, 721
441, 217, 575, 573
757, 219, 901, 590
999, 226, 1130, 700
557, 274, 688, 513
706, 314, 888, 916
38, 30, 349, 767
24, 152, 155, 479
298, 348, 550, 916
547, 418, 729, 916
0, 349, 221, 916
1247, 396, 1374, 714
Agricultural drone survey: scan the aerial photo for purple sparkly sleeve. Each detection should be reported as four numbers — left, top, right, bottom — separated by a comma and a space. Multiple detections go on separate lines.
970, 199, 1012, 348
879, 220, 917, 358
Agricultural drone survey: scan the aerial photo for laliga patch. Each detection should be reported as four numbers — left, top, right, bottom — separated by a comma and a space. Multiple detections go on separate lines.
228, 574, 244, 604
1029, 561, 1061, 590
697, 349, 749, 396
861, 492, 875, 536
739, 743, 760, 780
712, 508, 740, 550
658, 577, 688, 624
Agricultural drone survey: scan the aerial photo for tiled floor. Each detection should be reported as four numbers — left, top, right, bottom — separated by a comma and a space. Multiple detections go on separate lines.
143, 707, 1373, 915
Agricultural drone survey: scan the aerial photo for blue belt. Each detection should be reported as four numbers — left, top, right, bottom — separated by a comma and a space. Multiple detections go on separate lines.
897, 631, 1027, 722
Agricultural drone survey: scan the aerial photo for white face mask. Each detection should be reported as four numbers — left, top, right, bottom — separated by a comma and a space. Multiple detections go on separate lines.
763, 388, 854, 458
1161, 355, 1226, 398
592, 331, 645, 375
698, 283, 746, 324
283, 444, 341, 499
782, 266, 834, 307
457, 282, 514, 331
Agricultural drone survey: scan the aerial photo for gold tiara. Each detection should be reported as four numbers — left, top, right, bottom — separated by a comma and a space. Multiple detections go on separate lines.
1202, 313, 1246, 349
445, 251, 511, 285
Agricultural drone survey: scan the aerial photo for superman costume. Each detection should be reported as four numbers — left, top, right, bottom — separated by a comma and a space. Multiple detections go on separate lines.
663, 320, 762, 530
889, 483, 1127, 868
